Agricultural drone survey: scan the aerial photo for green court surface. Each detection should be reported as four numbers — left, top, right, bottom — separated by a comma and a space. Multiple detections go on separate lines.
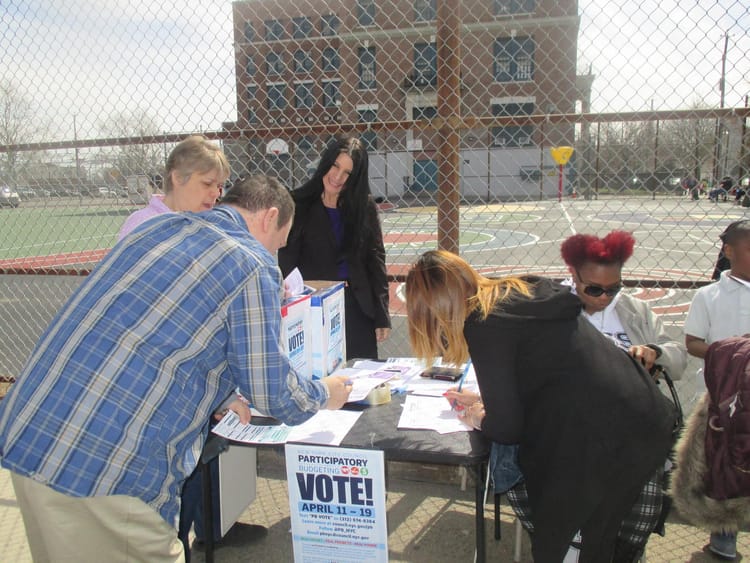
0, 203, 136, 260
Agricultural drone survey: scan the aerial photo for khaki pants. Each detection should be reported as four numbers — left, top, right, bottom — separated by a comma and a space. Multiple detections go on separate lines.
11, 472, 185, 563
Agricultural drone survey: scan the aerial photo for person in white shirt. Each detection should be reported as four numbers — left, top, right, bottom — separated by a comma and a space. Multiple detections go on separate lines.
683, 219, 750, 560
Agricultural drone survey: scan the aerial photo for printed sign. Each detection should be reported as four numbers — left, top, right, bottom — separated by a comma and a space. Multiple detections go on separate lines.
281, 294, 311, 378
285, 444, 387, 562
308, 281, 346, 379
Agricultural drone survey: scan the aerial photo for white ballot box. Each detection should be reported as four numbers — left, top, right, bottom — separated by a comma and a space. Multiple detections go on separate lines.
306, 281, 346, 380
281, 293, 312, 378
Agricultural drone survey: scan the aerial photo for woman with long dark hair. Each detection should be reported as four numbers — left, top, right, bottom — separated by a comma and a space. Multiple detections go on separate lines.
279, 136, 390, 359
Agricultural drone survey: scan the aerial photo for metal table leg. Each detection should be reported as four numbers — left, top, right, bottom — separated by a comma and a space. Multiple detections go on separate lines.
474, 462, 486, 563
201, 459, 215, 563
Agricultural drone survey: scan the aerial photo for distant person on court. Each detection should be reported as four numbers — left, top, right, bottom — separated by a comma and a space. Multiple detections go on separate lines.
408, 249, 676, 563
683, 219, 750, 559
0, 175, 353, 562
278, 135, 390, 359
118, 134, 229, 240
682, 174, 699, 200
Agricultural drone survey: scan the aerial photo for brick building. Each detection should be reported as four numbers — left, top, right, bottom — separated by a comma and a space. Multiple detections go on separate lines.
224, 0, 591, 199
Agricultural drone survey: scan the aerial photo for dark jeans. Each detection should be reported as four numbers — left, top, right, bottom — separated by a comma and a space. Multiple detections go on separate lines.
178, 453, 222, 561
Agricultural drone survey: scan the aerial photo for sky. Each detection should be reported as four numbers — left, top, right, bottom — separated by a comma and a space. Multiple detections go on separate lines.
2, 0, 749, 143
578, 0, 750, 113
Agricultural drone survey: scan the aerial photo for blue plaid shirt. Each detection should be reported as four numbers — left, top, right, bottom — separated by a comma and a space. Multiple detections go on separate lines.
0, 205, 327, 526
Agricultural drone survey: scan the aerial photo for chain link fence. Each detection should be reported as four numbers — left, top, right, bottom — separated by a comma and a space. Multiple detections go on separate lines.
1, 1, 749, 408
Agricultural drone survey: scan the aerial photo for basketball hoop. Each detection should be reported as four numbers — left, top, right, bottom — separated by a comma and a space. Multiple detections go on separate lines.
266, 138, 289, 156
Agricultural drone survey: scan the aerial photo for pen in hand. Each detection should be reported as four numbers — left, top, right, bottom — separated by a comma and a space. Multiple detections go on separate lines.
450, 359, 472, 411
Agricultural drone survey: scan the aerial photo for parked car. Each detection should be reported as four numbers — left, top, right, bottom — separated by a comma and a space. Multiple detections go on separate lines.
16, 186, 36, 200
0, 185, 20, 208
97, 186, 113, 198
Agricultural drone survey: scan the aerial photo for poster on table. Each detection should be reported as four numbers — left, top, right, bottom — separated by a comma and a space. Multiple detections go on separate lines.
285, 444, 387, 562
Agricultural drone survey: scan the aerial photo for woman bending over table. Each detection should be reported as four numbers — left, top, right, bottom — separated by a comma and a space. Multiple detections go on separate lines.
406, 250, 677, 563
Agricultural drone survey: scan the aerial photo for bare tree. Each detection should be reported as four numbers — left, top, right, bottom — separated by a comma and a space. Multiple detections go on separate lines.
97, 108, 164, 181
659, 102, 715, 179
0, 82, 46, 185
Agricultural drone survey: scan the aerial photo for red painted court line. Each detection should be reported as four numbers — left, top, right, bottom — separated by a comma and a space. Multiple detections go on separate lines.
0, 249, 111, 269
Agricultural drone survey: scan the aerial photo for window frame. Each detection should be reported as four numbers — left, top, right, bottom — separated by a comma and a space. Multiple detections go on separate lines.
294, 81, 315, 109
493, 36, 535, 82
412, 106, 438, 120
413, 41, 437, 85
266, 82, 287, 110
245, 55, 256, 77
245, 84, 258, 123
358, 46, 377, 90
357, 0, 376, 26
491, 100, 535, 147
266, 51, 285, 76
322, 79, 341, 108
243, 22, 255, 42
293, 49, 315, 74
358, 109, 378, 150
322, 47, 340, 72
493, 0, 535, 16
414, 0, 436, 22
264, 19, 286, 41
320, 14, 340, 36
292, 16, 313, 39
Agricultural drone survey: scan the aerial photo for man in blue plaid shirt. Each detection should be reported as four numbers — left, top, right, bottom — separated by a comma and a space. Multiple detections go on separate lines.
0, 175, 353, 562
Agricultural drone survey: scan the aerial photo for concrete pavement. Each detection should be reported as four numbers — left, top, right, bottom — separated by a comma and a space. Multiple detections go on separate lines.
1, 449, 748, 562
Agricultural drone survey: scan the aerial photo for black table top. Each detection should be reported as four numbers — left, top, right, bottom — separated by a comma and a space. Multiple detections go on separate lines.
339, 393, 490, 466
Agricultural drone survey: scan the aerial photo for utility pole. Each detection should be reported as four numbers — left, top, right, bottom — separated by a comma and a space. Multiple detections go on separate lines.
713, 32, 729, 182
73, 114, 80, 181
740, 95, 748, 184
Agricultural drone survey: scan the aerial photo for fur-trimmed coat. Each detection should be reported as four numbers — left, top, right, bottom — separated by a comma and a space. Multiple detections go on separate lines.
670, 392, 750, 531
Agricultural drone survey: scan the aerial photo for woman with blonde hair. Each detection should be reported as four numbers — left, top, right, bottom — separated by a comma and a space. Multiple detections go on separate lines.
405, 250, 677, 563
119, 135, 230, 239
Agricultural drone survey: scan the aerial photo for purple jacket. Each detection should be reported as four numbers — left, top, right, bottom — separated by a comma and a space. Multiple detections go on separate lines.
703, 336, 750, 500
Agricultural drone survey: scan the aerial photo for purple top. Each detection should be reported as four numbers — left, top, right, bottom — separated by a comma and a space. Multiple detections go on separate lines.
325, 206, 349, 280
118, 195, 171, 240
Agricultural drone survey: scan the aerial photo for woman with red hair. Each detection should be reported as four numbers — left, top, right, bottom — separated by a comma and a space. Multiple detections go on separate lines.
560, 230, 686, 376
450, 231, 687, 561
555, 230, 687, 560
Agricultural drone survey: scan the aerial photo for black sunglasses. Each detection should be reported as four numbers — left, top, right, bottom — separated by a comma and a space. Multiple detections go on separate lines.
575, 269, 622, 298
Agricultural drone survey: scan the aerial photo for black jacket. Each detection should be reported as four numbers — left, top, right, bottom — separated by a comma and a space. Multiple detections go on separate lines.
278, 195, 390, 329
465, 277, 676, 562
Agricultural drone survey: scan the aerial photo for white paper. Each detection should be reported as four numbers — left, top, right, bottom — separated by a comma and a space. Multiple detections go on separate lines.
212, 408, 362, 446
333, 366, 398, 402
397, 394, 473, 434
284, 267, 306, 297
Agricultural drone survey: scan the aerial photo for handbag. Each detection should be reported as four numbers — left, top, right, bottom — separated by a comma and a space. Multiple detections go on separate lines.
662, 369, 684, 435
651, 366, 684, 535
